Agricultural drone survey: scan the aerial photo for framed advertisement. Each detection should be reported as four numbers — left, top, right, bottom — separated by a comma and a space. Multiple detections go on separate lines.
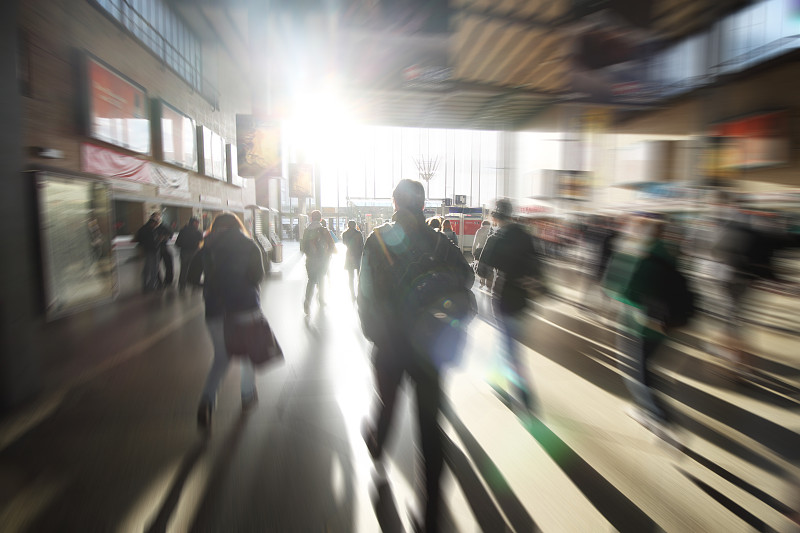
289, 163, 313, 198
36, 172, 116, 319
159, 100, 197, 171
86, 56, 150, 154
236, 115, 282, 178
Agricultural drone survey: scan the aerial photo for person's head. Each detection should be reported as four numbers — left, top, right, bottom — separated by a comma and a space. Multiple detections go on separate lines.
320, 218, 327, 228
348, 220, 356, 229
189, 216, 200, 228
491, 198, 514, 225
442, 219, 452, 231
392, 179, 425, 212
428, 217, 441, 230
149, 212, 161, 225
208, 212, 248, 236
310, 210, 322, 222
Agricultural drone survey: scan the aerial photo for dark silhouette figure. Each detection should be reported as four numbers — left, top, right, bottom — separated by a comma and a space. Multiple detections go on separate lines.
359, 179, 474, 533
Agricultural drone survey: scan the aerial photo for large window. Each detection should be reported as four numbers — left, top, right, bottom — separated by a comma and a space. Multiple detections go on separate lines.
93, 0, 202, 92
311, 126, 500, 209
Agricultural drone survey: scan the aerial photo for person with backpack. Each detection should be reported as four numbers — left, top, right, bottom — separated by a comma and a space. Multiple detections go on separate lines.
603, 214, 693, 436
341, 220, 364, 301
478, 198, 543, 419
300, 210, 335, 316
358, 179, 475, 533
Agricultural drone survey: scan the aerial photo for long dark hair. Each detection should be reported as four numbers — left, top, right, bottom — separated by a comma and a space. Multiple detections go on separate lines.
200, 212, 249, 248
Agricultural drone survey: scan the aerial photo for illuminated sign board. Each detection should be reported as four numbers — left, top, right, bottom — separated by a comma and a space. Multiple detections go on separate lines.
87, 57, 150, 154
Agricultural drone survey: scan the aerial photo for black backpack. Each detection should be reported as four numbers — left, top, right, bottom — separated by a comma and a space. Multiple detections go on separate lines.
301, 226, 330, 259
648, 255, 696, 328
374, 225, 477, 369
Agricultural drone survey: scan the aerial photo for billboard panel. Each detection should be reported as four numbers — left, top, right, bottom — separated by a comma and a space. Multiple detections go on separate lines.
289, 163, 313, 198
236, 115, 282, 178
87, 57, 150, 154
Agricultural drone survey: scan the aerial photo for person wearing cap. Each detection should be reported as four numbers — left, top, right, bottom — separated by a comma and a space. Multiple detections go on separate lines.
175, 216, 203, 292
478, 198, 541, 417
133, 212, 163, 293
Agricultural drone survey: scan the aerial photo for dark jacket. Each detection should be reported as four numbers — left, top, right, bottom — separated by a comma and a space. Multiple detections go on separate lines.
358, 208, 474, 347
478, 222, 540, 315
175, 223, 203, 254
154, 223, 173, 250
342, 227, 364, 270
301, 221, 336, 269
197, 229, 264, 318
133, 221, 159, 252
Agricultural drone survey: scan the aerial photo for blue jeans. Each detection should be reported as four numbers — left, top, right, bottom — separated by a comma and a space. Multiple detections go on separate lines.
200, 317, 255, 406
496, 310, 534, 410
618, 330, 666, 421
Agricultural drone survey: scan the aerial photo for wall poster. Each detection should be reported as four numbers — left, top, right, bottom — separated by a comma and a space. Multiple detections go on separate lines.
36, 172, 116, 319
87, 56, 150, 154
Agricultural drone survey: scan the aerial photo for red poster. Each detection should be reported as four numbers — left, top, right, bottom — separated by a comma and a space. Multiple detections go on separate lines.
88, 58, 150, 154
81, 143, 151, 183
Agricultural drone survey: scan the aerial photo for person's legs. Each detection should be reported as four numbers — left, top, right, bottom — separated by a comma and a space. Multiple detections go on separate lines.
367, 344, 405, 459
348, 269, 356, 300
304, 264, 317, 314
200, 317, 230, 408
498, 311, 534, 410
178, 251, 192, 290
620, 331, 666, 421
411, 360, 443, 533
161, 248, 174, 286
240, 358, 256, 405
142, 251, 158, 292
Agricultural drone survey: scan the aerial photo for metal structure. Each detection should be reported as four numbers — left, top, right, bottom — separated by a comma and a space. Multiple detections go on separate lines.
413, 155, 441, 192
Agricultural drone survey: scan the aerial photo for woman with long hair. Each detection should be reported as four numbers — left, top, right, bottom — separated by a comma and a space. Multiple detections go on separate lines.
194, 212, 264, 429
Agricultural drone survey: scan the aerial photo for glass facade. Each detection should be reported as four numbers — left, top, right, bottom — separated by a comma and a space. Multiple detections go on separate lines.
93, 0, 202, 91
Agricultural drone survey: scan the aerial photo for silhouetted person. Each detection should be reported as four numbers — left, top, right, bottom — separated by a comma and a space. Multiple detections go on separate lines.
301, 210, 335, 315
342, 220, 364, 301
478, 198, 541, 417
603, 214, 688, 438
359, 179, 474, 533
154, 216, 174, 288
472, 219, 492, 287
193, 212, 264, 429
133, 212, 161, 293
441, 219, 458, 247
176, 216, 203, 292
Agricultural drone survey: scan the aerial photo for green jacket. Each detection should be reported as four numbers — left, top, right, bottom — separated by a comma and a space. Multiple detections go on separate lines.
604, 239, 675, 340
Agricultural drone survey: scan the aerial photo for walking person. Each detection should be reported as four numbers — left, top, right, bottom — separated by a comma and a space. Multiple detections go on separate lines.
133, 212, 161, 293
341, 220, 364, 301
193, 212, 264, 429
472, 219, 492, 288
359, 179, 475, 533
603, 214, 693, 439
300, 210, 335, 316
175, 216, 203, 292
441, 219, 458, 247
154, 216, 174, 289
478, 198, 542, 418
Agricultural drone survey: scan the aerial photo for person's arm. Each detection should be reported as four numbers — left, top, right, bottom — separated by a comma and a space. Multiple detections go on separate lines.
246, 241, 265, 285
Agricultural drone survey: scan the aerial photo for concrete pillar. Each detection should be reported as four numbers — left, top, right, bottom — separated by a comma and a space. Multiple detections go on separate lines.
0, 0, 43, 412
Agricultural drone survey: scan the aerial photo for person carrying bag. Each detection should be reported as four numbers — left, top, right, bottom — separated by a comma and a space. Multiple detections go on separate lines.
191, 212, 283, 430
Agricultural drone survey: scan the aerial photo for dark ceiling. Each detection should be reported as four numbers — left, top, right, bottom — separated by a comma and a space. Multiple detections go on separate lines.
175, 0, 753, 130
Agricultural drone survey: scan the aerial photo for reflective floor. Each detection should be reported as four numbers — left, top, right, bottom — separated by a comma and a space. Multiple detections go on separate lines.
1, 242, 799, 532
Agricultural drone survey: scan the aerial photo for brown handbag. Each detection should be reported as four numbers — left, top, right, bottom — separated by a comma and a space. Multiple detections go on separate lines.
224, 310, 284, 367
